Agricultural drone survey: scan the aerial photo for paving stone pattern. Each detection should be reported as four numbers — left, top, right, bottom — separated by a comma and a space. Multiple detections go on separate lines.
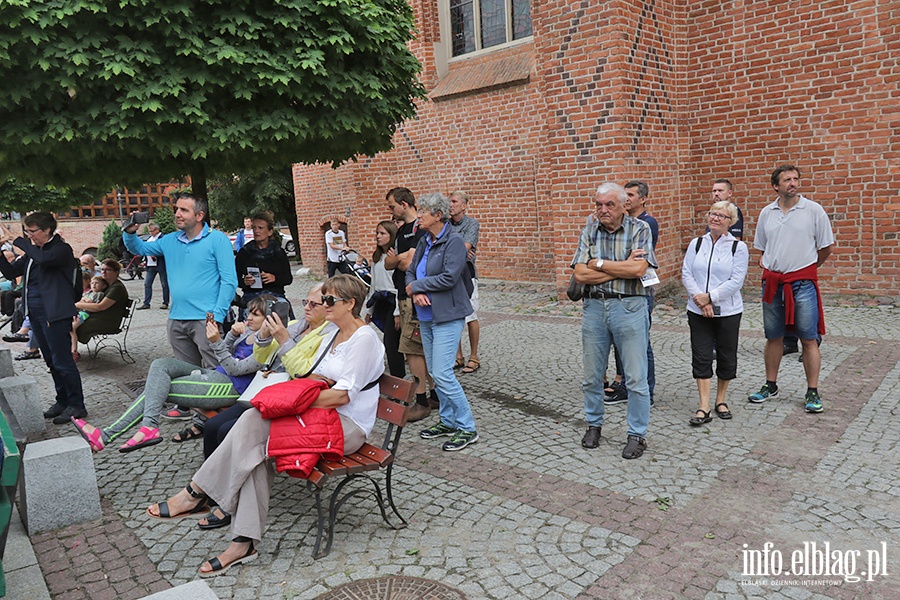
12, 277, 898, 599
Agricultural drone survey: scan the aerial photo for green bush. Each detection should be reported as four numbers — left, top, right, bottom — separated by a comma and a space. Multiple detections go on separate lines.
97, 220, 123, 261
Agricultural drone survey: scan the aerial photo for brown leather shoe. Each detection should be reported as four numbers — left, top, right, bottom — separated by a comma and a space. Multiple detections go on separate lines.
407, 403, 432, 422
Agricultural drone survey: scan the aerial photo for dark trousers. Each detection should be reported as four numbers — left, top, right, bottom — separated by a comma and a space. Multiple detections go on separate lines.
28, 297, 85, 410
143, 263, 170, 306
688, 311, 742, 380
326, 261, 351, 278
203, 402, 251, 458
373, 301, 406, 378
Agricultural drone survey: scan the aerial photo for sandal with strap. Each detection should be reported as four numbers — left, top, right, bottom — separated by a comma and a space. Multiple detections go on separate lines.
72, 418, 105, 452
172, 424, 204, 443
198, 536, 258, 578
715, 403, 733, 420
689, 409, 713, 426
453, 358, 465, 370
148, 484, 210, 520
198, 507, 232, 530
461, 358, 480, 374
119, 426, 163, 453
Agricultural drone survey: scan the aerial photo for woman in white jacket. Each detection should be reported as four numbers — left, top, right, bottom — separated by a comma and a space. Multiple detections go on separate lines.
682, 201, 749, 425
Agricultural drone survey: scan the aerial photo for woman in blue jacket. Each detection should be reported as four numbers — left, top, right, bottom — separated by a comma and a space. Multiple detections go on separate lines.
0, 212, 86, 423
405, 193, 479, 452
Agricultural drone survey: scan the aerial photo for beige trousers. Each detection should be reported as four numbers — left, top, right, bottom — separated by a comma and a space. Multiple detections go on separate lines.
193, 407, 365, 542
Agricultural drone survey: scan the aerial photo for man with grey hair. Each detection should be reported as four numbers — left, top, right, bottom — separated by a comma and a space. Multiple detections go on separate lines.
448, 191, 481, 374
572, 183, 657, 459
137, 221, 170, 310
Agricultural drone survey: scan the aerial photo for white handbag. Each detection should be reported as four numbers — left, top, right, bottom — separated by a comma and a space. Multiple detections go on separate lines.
236, 371, 291, 404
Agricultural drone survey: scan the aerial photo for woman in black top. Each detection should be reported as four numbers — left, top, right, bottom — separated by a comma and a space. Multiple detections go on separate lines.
233, 211, 293, 317
0, 212, 86, 423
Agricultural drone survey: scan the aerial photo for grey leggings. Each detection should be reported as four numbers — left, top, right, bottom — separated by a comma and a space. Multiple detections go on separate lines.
101, 358, 239, 443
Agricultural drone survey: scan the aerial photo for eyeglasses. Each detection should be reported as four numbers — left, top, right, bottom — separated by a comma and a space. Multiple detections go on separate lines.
708, 212, 730, 221
24, 228, 42, 236
300, 299, 323, 308
320, 295, 347, 307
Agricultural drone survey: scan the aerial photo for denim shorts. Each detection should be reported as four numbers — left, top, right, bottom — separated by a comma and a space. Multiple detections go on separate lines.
761, 279, 819, 340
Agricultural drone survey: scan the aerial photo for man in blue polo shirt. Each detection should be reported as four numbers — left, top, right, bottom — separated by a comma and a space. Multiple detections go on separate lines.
123, 195, 237, 368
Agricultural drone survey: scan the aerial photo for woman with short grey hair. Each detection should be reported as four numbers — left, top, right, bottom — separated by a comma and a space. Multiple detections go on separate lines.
405, 192, 479, 451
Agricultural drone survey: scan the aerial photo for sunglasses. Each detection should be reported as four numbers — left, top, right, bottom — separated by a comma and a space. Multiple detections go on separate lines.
320, 295, 347, 307
300, 299, 323, 308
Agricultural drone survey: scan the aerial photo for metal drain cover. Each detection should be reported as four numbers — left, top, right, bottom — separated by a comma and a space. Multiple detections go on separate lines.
316, 576, 466, 600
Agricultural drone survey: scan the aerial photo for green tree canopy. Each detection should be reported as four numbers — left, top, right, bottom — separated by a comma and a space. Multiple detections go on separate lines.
0, 0, 424, 196
0, 178, 101, 214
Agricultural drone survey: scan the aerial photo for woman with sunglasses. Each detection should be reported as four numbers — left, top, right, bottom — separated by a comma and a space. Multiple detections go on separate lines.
0, 212, 87, 423
146, 275, 384, 577
682, 201, 749, 426
405, 193, 479, 452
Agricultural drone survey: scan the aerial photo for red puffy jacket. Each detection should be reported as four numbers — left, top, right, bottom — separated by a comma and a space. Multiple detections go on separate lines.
250, 378, 344, 478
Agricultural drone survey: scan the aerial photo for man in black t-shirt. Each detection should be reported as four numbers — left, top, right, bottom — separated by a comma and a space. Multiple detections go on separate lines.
383, 187, 433, 421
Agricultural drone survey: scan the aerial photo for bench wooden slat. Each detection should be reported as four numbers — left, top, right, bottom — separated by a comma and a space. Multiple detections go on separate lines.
349, 443, 393, 468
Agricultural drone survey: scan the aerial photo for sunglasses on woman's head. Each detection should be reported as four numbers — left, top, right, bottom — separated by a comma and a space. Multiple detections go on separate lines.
300, 299, 322, 308
320, 295, 346, 307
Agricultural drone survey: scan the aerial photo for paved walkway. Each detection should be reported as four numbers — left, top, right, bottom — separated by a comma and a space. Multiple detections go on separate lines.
7, 275, 898, 599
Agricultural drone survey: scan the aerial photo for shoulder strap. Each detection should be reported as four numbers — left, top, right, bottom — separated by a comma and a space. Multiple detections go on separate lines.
295, 331, 339, 378
732, 240, 738, 255
694, 237, 702, 253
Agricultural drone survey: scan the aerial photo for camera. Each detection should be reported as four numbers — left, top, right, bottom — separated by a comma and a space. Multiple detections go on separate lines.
713, 305, 721, 316
266, 299, 291, 323
121, 211, 150, 231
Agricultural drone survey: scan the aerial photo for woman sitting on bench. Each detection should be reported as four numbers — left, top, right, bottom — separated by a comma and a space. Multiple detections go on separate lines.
73, 259, 129, 345
146, 275, 384, 578
72, 294, 277, 452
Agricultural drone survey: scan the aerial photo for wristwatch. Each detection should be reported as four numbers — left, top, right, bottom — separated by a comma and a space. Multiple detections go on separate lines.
595, 259, 604, 271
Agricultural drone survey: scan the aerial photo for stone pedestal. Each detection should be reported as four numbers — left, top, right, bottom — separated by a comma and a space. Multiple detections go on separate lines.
141, 581, 220, 599
0, 375, 45, 435
0, 347, 14, 378
22, 437, 101, 534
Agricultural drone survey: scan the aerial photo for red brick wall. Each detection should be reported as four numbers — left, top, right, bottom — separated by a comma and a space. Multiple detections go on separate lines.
684, 0, 899, 298
293, 0, 899, 300
1, 218, 111, 257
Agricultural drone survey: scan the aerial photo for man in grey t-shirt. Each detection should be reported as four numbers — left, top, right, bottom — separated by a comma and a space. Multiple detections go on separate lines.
449, 191, 481, 374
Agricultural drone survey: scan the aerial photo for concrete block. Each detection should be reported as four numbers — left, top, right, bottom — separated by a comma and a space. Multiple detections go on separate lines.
0, 347, 13, 378
0, 375, 45, 435
22, 437, 101, 534
141, 581, 220, 600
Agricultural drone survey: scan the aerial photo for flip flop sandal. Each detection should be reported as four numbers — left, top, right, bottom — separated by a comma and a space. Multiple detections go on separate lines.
119, 426, 163, 453
172, 425, 204, 443
715, 403, 733, 420
689, 409, 713, 426
462, 359, 480, 374
198, 537, 258, 578
148, 484, 210, 520
72, 418, 105, 452
198, 508, 232, 530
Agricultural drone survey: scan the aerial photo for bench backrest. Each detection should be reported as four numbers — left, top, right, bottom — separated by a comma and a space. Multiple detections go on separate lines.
374, 375, 415, 455
119, 299, 137, 331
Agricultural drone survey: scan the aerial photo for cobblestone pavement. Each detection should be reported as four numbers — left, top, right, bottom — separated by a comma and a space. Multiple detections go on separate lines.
11, 275, 898, 599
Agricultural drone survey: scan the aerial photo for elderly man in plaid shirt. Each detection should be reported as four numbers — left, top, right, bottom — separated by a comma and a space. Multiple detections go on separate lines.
572, 183, 657, 459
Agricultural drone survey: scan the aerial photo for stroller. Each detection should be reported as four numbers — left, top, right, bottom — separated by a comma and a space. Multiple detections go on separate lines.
338, 249, 371, 288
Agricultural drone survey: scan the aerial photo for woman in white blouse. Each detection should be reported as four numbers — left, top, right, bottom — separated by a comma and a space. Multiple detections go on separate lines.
145, 275, 384, 577
361, 220, 405, 377
682, 201, 749, 425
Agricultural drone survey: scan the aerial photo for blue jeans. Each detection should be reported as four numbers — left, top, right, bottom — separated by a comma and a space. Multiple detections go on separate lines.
614, 294, 656, 401
582, 297, 651, 437
419, 319, 476, 432
143, 263, 170, 306
27, 296, 85, 411
762, 280, 819, 340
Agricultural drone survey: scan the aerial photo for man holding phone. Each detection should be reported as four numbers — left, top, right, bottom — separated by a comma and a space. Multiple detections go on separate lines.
124, 195, 237, 370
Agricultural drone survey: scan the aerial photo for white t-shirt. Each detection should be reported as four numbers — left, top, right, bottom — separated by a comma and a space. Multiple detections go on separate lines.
145, 233, 161, 266
312, 325, 384, 437
325, 229, 346, 262
754, 196, 834, 273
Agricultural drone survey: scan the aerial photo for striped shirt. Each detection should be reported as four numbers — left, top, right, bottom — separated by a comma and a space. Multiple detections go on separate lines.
571, 216, 658, 296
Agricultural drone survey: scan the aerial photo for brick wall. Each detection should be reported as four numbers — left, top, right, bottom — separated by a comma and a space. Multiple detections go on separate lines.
293, 0, 899, 300
1, 218, 111, 257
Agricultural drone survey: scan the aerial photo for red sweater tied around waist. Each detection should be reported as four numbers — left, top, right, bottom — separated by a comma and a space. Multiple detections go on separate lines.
761, 263, 825, 336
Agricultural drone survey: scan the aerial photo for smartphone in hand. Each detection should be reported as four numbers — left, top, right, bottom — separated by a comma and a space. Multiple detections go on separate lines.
265, 300, 291, 324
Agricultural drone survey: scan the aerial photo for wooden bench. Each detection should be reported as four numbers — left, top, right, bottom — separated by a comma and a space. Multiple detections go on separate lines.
304, 374, 415, 559
85, 299, 138, 363
0, 396, 24, 597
